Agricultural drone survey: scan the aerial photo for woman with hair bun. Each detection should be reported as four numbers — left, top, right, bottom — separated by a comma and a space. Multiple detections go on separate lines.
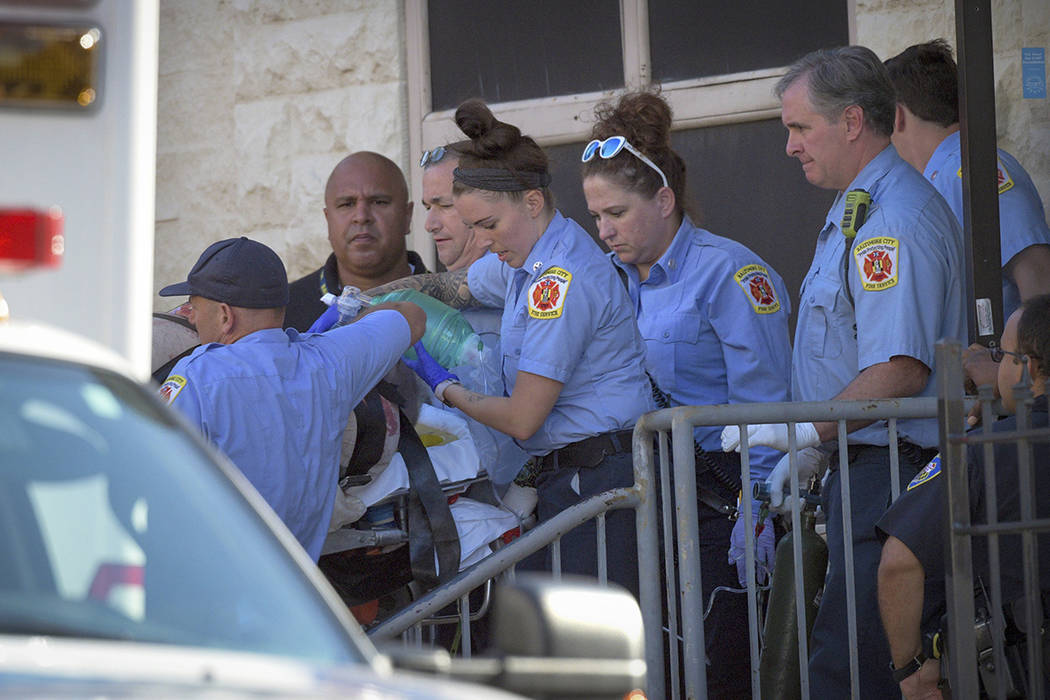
394, 98, 654, 595
581, 90, 793, 698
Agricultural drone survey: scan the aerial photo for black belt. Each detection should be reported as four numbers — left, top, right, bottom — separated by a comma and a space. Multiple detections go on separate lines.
539, 428, 634, 473
833, 439, 938, 468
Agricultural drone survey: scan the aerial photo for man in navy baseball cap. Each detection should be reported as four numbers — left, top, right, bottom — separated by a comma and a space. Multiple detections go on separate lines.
160, 236, 289, 308
159, 237, 289, 344
155, 235, 425, 560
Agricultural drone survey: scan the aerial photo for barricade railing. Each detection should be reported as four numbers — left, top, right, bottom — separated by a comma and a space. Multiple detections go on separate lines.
368, 396, 942, 700
366, 475, 656, 644
634, 397, 939, 700
937, 340, 1050, 699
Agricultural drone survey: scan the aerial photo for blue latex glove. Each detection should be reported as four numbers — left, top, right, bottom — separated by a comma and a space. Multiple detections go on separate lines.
728, 500, 775, 587
307, 303, 340, 333
402, 341, 459, 392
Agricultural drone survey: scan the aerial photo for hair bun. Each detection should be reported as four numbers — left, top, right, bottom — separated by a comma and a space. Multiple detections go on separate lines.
455, 99, 522, 159
593, 91, 673, 154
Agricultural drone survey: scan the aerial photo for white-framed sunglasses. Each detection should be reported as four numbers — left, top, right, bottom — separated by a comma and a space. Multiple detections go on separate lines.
419, 145, 448, 168
581, 136, 669, 188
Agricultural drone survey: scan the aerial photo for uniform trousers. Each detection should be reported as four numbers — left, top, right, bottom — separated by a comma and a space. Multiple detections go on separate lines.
534, 451, 639, 598
809, 445, 926, 698
694, 466, 754, 700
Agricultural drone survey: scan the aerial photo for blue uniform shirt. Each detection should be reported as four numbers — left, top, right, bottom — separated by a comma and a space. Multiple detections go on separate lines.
468, 211, 654, 456
612, 217, 793, 480
793, 146, 967, 448
161, 311, 411, 559
925, 131, 1050, 318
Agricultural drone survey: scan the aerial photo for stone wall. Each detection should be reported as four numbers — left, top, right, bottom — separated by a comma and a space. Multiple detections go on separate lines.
154, 0, 408, 309
154, 0, 1049, 311
857, 0, 1050, 215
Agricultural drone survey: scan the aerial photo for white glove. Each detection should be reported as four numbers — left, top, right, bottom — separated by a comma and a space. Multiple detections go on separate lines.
765, 447, 829, 514
720, 421, 821, 453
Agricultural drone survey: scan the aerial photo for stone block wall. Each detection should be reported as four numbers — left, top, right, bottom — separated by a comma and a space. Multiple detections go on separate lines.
154, 0, 408, 309
154, 0, 1049, 311
857, 0, 1049, 216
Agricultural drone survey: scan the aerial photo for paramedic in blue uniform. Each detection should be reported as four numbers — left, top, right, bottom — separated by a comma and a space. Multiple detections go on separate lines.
877, 296, 1050, 699
721, 46, 967, 696
392, 99, 654, 595
581, 90, 793, 699
157, 237, 425, 561
420, 139, 527, 491
884, 39, 1050, 390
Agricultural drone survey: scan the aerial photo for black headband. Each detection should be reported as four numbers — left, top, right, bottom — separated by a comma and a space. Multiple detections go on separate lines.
453, 167, 551, 192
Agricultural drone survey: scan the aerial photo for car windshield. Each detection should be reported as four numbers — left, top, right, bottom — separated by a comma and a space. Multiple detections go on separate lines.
0, 353, 366, 665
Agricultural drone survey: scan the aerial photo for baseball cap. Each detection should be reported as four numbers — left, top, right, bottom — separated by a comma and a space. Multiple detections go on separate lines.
159, 237, 289, 308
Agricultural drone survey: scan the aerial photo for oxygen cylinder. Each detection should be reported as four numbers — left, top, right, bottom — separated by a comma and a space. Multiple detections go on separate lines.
759, 506, 828, 700
369, 288, 484, 368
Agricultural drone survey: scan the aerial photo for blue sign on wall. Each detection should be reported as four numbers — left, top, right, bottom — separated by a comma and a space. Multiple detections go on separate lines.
1023, 47, 1046, 99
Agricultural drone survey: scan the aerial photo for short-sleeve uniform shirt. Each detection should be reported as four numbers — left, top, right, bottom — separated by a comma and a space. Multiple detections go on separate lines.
613, 217, 793, 480
792, 146, 967, 448
468, 211, 654, 456
925, 132, 1050, 318
160, 311, 411, 559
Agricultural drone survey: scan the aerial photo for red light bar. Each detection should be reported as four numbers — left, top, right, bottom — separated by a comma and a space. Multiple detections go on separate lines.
0, 207, 64, 270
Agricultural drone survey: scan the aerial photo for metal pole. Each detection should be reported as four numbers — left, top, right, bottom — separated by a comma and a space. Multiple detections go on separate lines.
836, 421, 861, 700
979, 385, 1007, 700
634, 421, 667, 700
955, 0, 1004, 344
1014, 388, 1044, 699
673, 412, 708, 697
658, 429, 681, 700
938, 341, 981, 697
788, 430, 811, 700
739, 433, 762, 700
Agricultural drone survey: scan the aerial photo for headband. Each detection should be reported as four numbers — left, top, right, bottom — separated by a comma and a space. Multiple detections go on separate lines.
453, 167, 551, 192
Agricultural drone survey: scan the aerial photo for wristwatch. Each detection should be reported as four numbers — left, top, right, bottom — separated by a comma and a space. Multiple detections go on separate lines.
433, 378, 462, 407
890, 650, 927, 683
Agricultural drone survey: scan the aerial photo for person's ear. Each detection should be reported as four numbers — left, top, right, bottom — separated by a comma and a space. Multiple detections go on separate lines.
524, 189, 545, 218
657, 186, 677, 219
404, 201, 414, 235
843, 104, 864, 142
218, 302, 235, 334
894, 103, 906, 134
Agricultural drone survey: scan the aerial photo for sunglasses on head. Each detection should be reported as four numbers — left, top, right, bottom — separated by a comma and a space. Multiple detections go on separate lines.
581, 136, 669, 188
419, 146, 448, 168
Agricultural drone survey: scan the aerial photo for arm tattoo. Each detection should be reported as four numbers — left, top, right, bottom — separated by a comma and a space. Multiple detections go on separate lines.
462, 389, 487, 404
367, 269, 479, 309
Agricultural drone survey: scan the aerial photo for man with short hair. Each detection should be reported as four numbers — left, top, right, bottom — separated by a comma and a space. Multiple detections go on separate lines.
885, 40, 1050, 319
421, 143, 490, 273
885, 40, 1050, 390
285, 152, 430, 331
877, 295, 1050, 699
420, 142, 506, 345
158, 237, 425, 559
723, 46, 967, 696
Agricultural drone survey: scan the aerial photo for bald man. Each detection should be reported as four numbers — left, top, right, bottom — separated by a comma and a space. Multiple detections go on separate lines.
286, 152, 430, 332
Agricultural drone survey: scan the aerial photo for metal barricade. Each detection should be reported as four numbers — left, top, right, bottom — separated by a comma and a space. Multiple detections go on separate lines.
633, 397, 938, 700
366, 468, 660, 649
367, 396, 941, 699
938, 340, 1050, 699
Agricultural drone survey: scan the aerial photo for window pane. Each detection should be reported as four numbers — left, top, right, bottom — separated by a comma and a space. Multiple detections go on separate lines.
544, 119, 835, 333
648, 0, 849, 82
428, 0, 623, 111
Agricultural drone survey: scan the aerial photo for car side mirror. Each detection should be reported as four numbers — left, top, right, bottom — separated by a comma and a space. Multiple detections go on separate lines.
381, 573, 647, 699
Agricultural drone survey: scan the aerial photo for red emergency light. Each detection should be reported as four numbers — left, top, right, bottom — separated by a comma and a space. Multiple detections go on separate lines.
0, 207, 64, 271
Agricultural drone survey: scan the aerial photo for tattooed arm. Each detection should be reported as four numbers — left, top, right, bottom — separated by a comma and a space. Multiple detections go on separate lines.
442, 371, 563, 441
366, 269, 479, 309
